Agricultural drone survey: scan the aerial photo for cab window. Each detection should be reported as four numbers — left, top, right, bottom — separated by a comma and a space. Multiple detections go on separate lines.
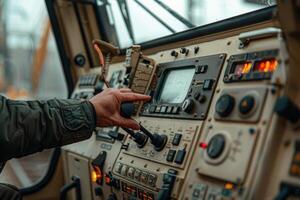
0, 0, 67, 188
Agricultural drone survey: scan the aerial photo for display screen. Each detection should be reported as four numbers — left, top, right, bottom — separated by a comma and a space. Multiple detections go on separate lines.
158, 67, 195, 104
232, 62, 252, 75
253, 59, 277, 73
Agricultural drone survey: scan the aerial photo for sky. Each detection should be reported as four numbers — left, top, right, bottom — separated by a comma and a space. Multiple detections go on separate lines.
4, 0, 267, 48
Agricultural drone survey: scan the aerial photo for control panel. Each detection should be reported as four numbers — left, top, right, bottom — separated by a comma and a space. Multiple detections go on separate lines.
59, 25, 300, 200
142, 54, 225, 120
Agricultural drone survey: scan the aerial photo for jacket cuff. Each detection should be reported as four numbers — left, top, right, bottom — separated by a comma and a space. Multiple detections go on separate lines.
86, 101, 97, 129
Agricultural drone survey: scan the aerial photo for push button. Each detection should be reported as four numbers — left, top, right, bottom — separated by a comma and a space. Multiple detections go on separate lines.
120, 165, 128, 176
172, 133, 182, 146
134, 169, 142, 181
127, 167, 135, 179
174, 149, 186, 164
166, 150, 176, 162
195, 65, 202, 74
172, 106, 180, 114
115, 162, 122, 174
148, 174, 157, 187
203, 79, 214, 90
166, 106, 173, 114
160, 106, 167, 113
155, 106, 161, 113
140, 172, 149, 184
149, 106, 156, 113
239, 95, 255, 115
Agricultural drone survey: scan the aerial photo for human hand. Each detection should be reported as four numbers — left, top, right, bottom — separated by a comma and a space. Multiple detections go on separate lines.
89, 88, 151, 130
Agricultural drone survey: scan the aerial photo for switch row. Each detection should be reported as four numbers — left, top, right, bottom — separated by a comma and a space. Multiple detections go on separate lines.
114, 163, 157, 187
72, 92, 93, 100
79, 74, 98, 87
149, 105, 180, 114
166, 148, 186, 164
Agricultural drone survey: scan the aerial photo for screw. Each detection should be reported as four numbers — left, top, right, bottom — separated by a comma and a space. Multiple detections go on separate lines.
249, 128, 255, 135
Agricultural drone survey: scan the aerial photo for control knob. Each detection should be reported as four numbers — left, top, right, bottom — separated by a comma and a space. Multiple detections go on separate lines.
182, 98, 195, 114
215, 94, 235, 117
207, 134, 226, 159
239, 95, 255, 115
170, 50, 178, 57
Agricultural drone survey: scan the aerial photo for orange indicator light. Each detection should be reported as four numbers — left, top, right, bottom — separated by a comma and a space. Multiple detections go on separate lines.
254, 59, 278, 73
225, 182, 234, 190
234, 62, 252, 76
91, 170, 98, 183
91, 166, 102, 184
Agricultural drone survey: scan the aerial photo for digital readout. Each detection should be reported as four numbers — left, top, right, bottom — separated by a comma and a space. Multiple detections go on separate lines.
253, 59, 278, 73
233, 62, 252, 75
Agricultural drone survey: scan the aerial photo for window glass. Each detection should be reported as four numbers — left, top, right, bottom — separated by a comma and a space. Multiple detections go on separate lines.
105, 0, 276, 48
0, 0, 67, 188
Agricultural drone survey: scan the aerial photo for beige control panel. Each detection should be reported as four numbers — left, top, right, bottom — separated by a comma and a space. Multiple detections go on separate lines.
60, 24, 300, 200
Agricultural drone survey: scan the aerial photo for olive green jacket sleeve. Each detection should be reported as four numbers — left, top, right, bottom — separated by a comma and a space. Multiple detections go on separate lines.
0, 95, 96, 163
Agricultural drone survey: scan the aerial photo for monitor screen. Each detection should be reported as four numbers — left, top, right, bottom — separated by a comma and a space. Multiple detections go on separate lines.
158, 67, 195, 104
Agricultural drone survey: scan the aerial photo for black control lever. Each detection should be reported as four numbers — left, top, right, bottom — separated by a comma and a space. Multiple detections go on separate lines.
122, 127, 148, 148
140, 126, 168, 151
120, 102, 167, 151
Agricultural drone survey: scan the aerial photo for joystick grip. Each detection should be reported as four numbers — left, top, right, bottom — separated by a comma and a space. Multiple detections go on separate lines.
120, 102, 135, 118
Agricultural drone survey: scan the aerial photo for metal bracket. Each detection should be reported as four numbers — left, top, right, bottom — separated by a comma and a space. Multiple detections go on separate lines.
238, 27, 281, 48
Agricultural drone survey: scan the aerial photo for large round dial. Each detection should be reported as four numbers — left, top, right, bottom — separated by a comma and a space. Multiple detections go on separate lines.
207, 134, 226, 159
215, 94, 235, 117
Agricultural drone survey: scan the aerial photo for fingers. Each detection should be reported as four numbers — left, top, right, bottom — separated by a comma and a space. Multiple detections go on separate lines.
117, 117, 140, 130
119, 88, 132, 93
119, 93, 151, 102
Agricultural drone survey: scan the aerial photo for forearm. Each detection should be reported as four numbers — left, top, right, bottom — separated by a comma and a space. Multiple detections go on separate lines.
0, 96, 96, 162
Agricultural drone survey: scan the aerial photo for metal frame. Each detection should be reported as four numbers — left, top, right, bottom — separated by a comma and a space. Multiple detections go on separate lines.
45, 0, 74, 96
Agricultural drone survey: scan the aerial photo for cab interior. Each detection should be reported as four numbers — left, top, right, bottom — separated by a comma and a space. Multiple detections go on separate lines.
0, 0, 300, 200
